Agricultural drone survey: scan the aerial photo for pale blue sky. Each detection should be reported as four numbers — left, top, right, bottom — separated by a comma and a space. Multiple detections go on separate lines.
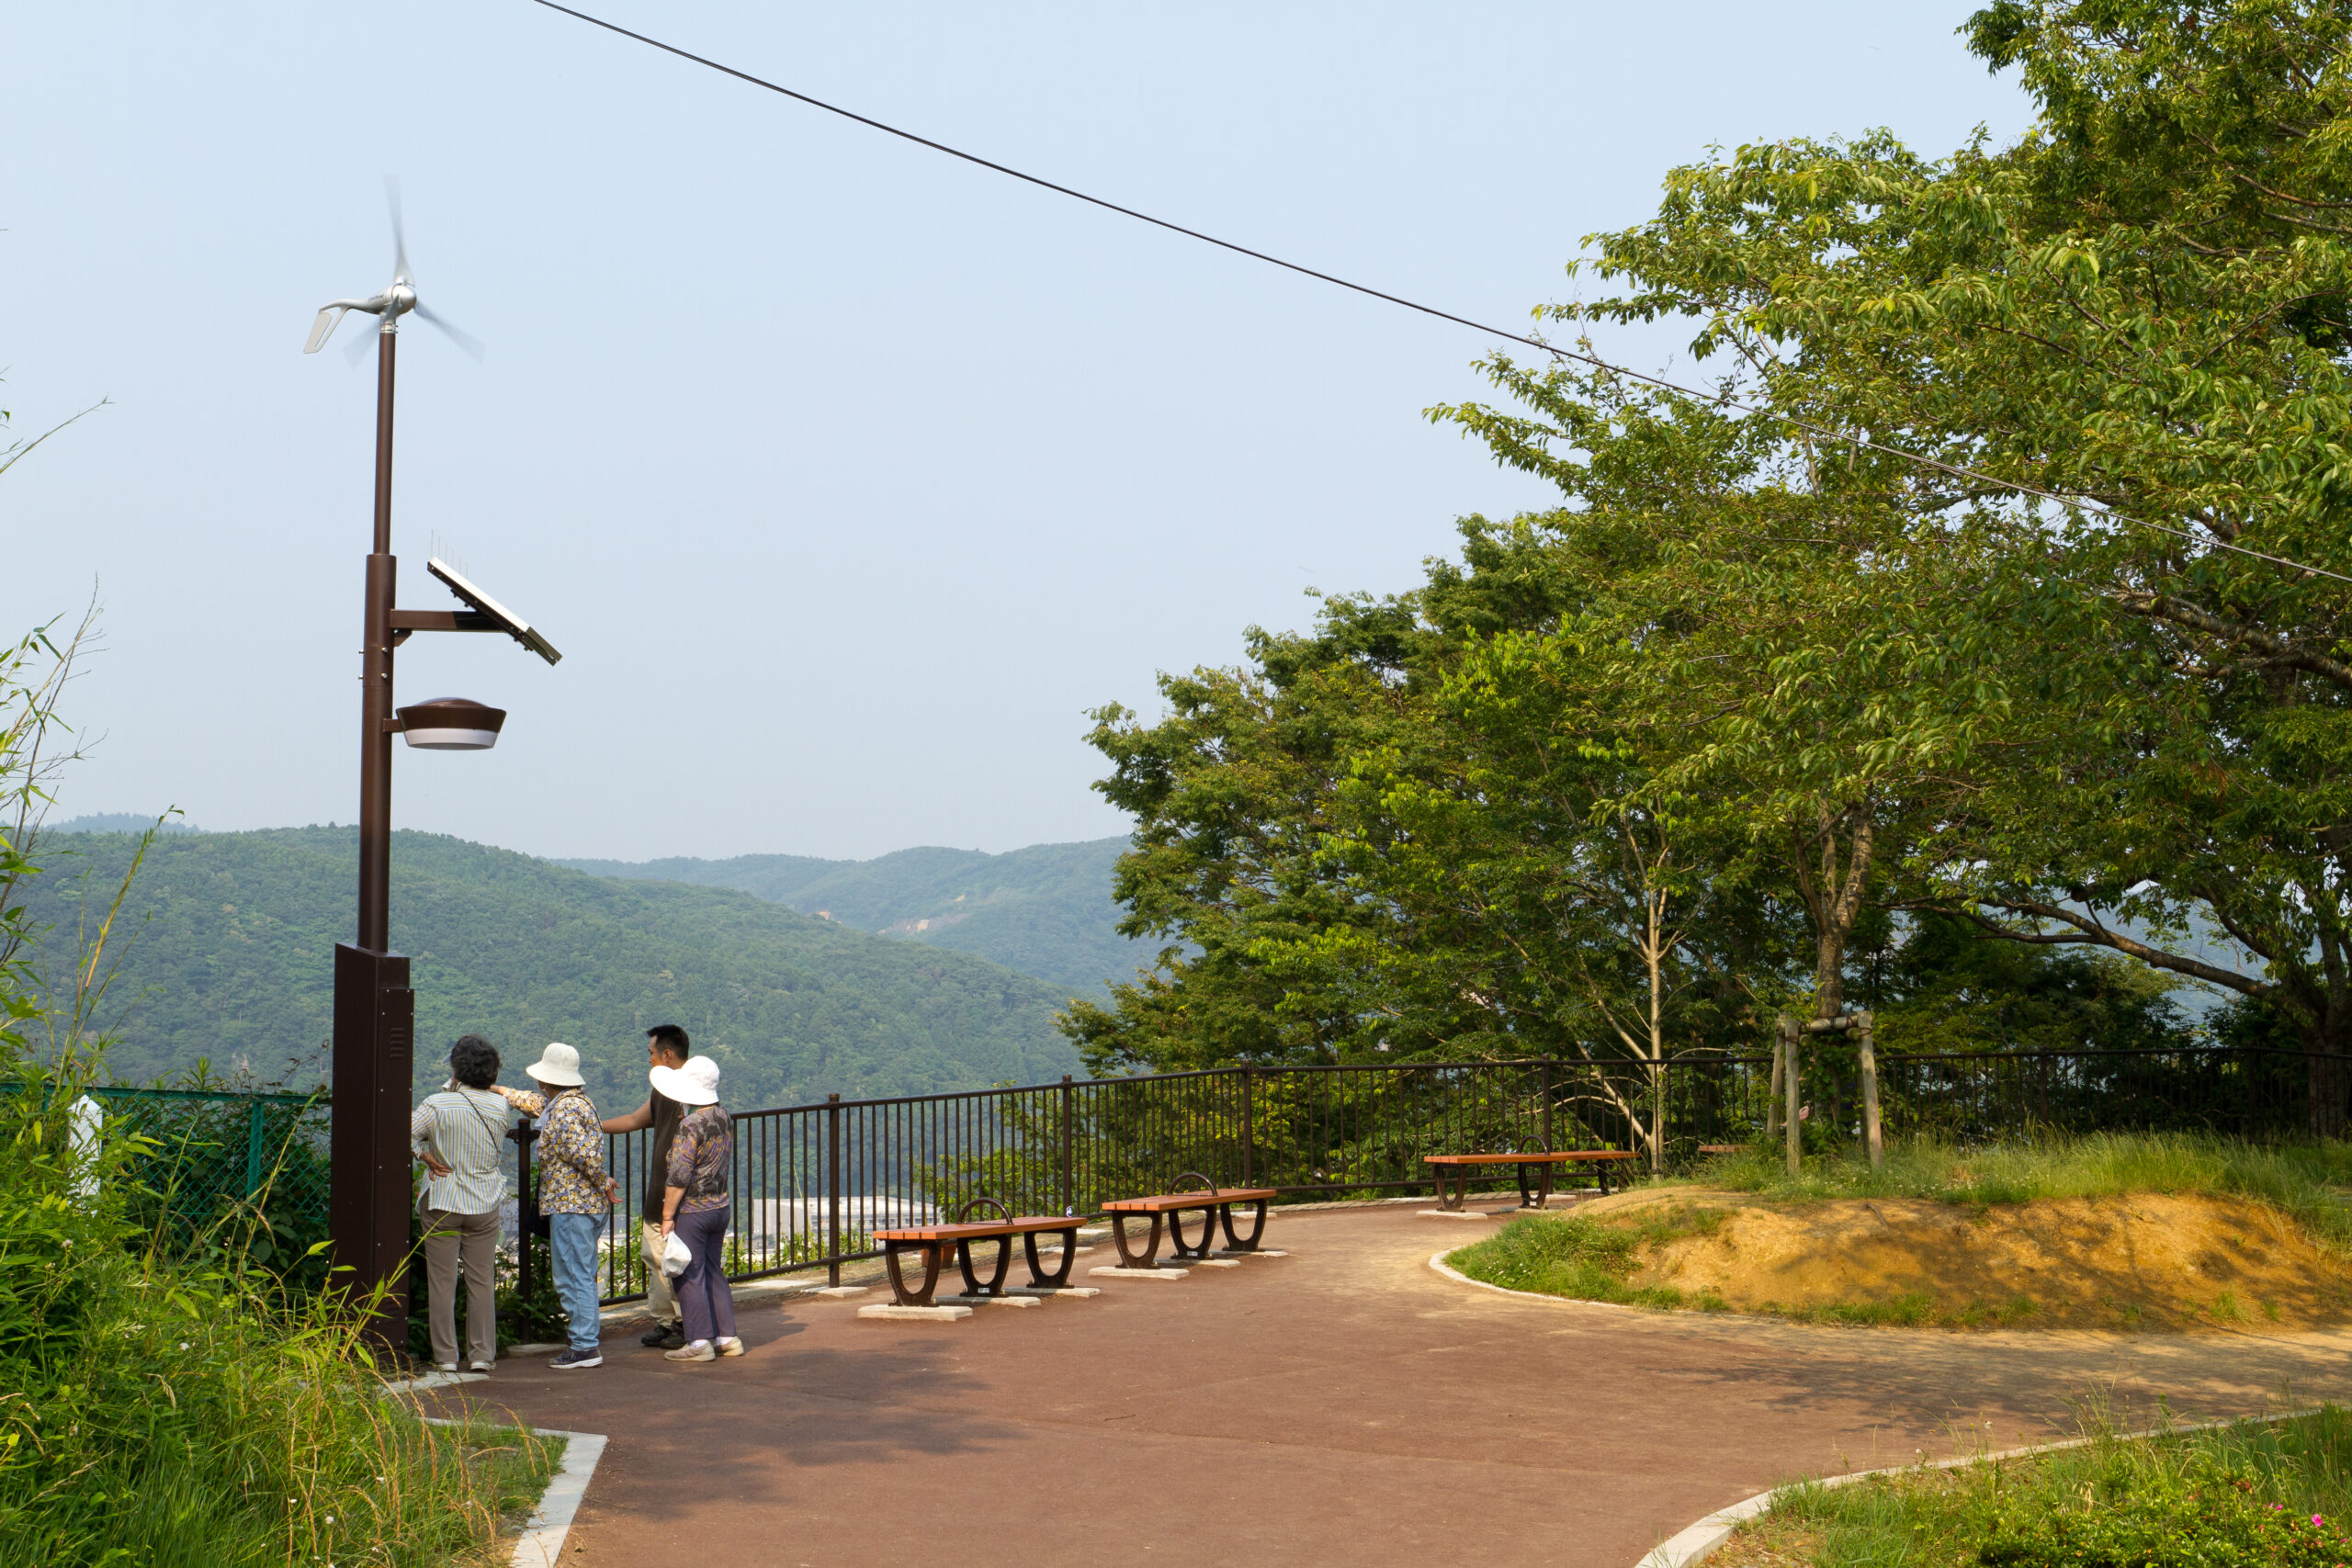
4, 4, 2031, 862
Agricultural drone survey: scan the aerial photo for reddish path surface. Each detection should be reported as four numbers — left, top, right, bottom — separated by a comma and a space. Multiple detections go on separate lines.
445, 1202, 2352, 1568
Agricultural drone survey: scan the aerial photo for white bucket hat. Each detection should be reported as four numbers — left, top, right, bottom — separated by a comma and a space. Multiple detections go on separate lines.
523, 1042, 586, 1088
650, 1054, 721, 1106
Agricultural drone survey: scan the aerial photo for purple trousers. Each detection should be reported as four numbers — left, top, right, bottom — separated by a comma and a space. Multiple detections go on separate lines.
673, 1206, 737, 1344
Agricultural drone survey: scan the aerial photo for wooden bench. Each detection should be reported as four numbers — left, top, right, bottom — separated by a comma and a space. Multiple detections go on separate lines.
1696, 1144, 1750, 1156
872, 1197, 1084, 1306
1422, 1150, 1639, 1212
1098, 1174, 1280, 1269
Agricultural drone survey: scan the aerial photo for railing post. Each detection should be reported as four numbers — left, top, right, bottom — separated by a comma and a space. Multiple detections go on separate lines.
243, 1099, 268, 1200
1857, 1011, 1883, 1171
507, 1122, 540, 1314
1239, 1066, 1254, 1188
1539, 1060, 1554, 1152
1059, 1075, 1075, 1215
825, 1093, 842, 1288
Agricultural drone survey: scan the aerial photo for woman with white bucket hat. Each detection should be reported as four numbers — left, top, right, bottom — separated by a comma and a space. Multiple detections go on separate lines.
651, 1055, 743, 1362
496, 1043, 614, 1370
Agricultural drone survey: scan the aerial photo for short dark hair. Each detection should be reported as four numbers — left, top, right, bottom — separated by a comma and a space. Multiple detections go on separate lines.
448, 1035, 500, 1089
647, 1023, 690, 1061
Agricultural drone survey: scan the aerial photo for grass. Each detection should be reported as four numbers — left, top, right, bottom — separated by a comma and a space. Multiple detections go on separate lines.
1444, 1202, 1730, 1311
1692, 1132, 2352, 1248
1713, 1404, 2352, 1567
1445, 1131, 2352, 1328
0, 1066, 569, 1566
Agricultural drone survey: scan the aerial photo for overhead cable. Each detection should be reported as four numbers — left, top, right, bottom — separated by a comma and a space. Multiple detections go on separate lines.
521, 0, 2352, 587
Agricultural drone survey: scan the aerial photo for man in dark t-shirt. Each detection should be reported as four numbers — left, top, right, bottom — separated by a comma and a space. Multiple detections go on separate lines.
599, 1024, 693, 1350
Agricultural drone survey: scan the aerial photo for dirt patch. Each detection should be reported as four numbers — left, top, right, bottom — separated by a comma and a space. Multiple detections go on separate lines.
1589, 1190, 2352, 1330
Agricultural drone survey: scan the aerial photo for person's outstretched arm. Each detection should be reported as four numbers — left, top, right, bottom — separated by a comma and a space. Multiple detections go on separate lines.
600, 1096, 654, 1134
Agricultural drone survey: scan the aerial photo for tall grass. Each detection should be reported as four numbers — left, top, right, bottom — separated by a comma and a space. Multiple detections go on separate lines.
1691, 1132, 2352, 1247
0, 1060, 560, 1566
1725, 1405, 2352, 1567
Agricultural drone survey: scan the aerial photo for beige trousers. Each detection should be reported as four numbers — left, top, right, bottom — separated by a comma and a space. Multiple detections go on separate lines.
640, 1221, 680, 1325
423, 1208, 501, 1368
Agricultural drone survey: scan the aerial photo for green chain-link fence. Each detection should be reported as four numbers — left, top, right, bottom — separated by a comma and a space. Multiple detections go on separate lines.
88, 1087, 334, 1284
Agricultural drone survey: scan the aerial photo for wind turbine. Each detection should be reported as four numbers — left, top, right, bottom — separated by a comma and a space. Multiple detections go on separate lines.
306, 183, 559, 1356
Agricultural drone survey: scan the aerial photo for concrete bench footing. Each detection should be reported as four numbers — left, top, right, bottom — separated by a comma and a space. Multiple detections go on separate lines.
1091, 1265, 1189, 1280
857, 1303, 972, 1321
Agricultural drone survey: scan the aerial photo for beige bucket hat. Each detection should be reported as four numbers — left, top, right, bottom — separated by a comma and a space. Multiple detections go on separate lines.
523, 1042, 586, 1088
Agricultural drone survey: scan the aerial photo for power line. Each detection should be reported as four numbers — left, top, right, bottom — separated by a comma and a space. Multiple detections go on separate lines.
521, 0, 2352, 588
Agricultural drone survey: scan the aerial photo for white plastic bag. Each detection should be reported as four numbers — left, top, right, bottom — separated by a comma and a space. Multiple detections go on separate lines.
661, 1229, 692, 1277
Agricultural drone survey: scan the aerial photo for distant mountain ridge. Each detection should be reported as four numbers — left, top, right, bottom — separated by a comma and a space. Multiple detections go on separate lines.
19, 827, 1078, 1106
558, 838, 1153, 999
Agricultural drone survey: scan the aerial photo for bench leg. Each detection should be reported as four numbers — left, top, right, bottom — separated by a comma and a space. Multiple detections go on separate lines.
1516, 1162, 1538, 1211
1540, 1162, 1556, 1208
1167, 1205, 1216, 1260
1597, 1160, 1611, 1198
1024, 1227, 1079, 1289
1111, 1212, 1163, 1269
1219, 1199, 1268, 1251
884, 1239, 942, 1307
956, 1235, 1012, 1298
1435, 1166, 1464, 1213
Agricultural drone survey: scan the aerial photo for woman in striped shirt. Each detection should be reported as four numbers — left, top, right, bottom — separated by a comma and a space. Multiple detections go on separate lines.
410, 1034, 511, 1372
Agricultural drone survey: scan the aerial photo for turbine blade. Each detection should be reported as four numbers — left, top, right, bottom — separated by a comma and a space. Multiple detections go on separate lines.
413, 301, 485, 363
345, 321, 384, 367
303, 305, 346, 355
386, 175, 410, 286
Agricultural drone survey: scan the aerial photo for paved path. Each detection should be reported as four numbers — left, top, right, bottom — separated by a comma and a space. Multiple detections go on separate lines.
445, 1202, 2352, 1568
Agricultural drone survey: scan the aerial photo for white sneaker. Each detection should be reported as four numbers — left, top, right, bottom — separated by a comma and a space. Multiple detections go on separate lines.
716, 1337, 746, 1358
468, 1360, 495, 1373
435, 1362, 458, 1373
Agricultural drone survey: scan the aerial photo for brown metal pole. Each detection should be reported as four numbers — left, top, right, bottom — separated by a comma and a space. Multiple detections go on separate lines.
332, 321, 409, 1358
357, 325, 398, 952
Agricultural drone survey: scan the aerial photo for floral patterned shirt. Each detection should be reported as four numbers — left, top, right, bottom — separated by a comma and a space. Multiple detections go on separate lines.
509, 1087, 608, 1215
665, 1104, 732, 1215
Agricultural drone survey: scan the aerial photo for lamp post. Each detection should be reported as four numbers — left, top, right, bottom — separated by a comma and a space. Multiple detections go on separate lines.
308, 236, 560, 1356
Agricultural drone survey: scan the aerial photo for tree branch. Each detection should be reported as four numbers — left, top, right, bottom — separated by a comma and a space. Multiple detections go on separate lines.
2113, 592, 2352, 693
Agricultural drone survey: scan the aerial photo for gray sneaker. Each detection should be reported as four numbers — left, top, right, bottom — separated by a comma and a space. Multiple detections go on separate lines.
550, 1347, 603, 1370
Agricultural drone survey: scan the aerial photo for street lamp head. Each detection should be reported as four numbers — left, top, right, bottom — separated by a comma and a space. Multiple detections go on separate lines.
395, 697, 506, 750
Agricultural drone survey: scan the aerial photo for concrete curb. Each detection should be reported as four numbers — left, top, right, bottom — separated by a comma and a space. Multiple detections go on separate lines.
1425, 1250, 1645, 1318
1628, 1412, 2325, 1567
508, 1428, 606, 1568
416, 1416, 606, 1567
1421, 1250, 2324, 1567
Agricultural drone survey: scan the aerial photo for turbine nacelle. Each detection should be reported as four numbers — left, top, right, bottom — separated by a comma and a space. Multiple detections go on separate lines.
302, 182, 480, 359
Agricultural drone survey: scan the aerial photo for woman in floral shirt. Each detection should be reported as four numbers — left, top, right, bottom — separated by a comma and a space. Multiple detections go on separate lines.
651, 1055, 741, 1362
498, 1043, 614, 1370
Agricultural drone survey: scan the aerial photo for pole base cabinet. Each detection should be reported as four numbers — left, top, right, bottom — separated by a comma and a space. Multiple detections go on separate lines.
330, 943, 414, 1353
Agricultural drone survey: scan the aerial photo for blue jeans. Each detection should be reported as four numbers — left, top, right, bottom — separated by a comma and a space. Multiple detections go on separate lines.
547, 1212, 604, 1352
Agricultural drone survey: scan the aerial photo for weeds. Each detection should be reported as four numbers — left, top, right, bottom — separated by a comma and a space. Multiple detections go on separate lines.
1445, 1206, 1726, 1310
1716, 1405, 2352, 1567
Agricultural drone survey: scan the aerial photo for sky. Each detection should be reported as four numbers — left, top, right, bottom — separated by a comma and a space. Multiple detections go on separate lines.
3, 3, 2034, 863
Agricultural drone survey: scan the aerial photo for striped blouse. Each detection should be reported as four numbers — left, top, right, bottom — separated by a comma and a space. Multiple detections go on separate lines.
410, 1088, 512, 1216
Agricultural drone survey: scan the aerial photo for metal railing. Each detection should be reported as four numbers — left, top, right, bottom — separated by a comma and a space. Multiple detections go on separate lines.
509, 1043, 2351, 1306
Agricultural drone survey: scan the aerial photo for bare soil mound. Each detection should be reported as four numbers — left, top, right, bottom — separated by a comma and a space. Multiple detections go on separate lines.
1584, 1189, 2352, 1330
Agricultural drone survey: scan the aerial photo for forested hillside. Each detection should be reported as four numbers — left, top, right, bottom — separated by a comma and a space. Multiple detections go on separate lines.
560, 838, 1153, 998
21, 827, 1077, 1107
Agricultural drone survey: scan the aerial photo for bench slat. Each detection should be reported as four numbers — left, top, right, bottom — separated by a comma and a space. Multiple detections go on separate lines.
1100, 1188, 1277, 1213
1420, 1151, 1634, 1166
873, 1216, 1079, 1243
